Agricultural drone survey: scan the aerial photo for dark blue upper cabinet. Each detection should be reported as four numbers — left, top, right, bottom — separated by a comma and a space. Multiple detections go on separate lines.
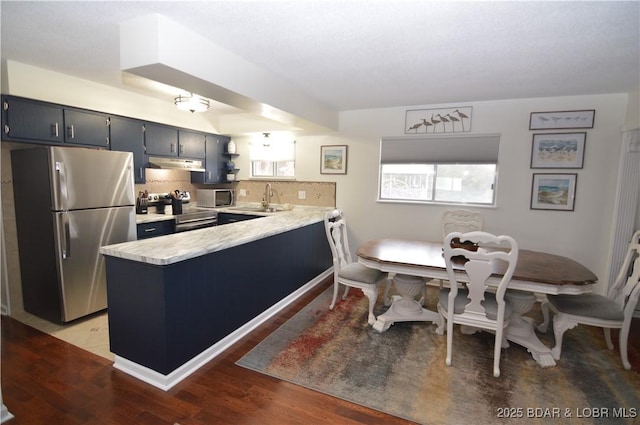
145, 125, 206, 159
2, 96, 109, 147
2, 96, 64, 144
64, 108, 109, 147
110, 116, 146, 184
191, 134, 227, 184
178, 130, 206, 159
144, 122, 179, 157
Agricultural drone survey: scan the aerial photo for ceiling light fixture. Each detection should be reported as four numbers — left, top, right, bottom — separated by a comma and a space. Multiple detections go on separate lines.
174, 93, 210, 113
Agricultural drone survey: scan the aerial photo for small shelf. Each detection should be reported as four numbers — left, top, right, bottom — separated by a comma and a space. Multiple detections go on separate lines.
223, 149, 239, 181
223, 168, 240, 182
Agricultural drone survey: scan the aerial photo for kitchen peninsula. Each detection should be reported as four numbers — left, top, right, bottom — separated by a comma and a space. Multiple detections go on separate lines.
100, 206, 333, 390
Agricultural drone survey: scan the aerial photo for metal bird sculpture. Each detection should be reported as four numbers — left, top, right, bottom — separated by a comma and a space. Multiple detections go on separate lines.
454, 109, 469, 131
445, 113, 460, 132
407, 121, 423, 133
430, 114, 441, 132
436, 113, 449, 132
421, 118, 433, 133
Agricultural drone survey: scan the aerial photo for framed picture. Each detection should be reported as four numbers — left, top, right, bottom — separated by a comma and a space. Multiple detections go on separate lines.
530, 132, 586, 169
529, 110, 595, 130
531, 173, 577, 211
321, 145, 348, 174
405, 106, 472, 134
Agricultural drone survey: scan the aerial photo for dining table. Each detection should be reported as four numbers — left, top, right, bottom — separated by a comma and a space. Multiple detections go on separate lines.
356, 238, 598, 368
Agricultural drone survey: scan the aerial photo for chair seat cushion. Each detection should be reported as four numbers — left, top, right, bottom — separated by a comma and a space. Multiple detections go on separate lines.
339, 263, 386, 285
547, 294, 624, 321
439, 288, 512, 320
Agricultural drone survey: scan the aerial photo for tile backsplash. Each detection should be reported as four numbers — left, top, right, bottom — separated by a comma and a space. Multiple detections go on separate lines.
137, 169, 199, 196
235, 180, 336, 208
135, 169, 336, 208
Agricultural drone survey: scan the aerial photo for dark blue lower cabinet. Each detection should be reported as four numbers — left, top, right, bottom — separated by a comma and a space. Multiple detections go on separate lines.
105, 221, 331, 375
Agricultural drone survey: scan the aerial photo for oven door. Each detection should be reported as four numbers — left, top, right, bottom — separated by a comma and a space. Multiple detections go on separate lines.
174, 211, 218, 232
174, 218, 217, 232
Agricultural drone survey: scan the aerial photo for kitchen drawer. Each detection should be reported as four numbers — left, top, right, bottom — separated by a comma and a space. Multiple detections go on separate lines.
136, 220, 175, 239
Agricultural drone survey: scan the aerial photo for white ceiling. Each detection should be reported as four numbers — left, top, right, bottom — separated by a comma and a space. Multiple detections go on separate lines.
1, 1, 639, 133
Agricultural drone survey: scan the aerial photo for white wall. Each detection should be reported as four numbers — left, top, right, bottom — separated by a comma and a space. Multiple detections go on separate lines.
626, 88, 640, 231
283, 94, 628, 293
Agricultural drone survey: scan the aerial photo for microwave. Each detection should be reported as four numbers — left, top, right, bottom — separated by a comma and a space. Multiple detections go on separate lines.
197, 189, 235, 208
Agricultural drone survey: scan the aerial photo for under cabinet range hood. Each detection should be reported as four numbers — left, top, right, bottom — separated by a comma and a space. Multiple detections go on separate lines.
148, 156, 205, 172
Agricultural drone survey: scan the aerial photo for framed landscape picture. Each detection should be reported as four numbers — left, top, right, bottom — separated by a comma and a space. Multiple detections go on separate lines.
321, 145, 348, 174
531, 132, 586, 169
531, 173, 577, 211
529, 110, 595, 130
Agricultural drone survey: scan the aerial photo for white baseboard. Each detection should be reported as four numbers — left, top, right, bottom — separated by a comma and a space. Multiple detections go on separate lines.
113, 268, 333, 391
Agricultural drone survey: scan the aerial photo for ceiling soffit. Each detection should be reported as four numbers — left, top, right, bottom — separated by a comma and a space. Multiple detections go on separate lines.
119, 14, 338, 133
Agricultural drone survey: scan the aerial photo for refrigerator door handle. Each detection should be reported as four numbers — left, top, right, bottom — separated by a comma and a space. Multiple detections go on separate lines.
55, 161, 69, 210
60, 211, 71, 259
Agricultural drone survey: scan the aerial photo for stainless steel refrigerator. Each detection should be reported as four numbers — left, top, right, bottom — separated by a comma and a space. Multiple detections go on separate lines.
11, 146, 137, 323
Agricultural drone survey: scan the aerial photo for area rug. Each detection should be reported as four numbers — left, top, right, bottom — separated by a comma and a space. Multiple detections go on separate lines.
237, 287, 640, 424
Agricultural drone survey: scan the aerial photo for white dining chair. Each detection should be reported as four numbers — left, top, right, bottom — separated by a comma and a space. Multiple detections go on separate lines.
324, 210, 390, 325
441, 209, 484, 237
432, 209, 485, 296
547, 229, 640, 370
437, 231, 519, 377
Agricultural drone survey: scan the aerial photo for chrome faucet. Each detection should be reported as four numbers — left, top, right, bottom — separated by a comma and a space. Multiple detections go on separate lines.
262, 183, 274, 210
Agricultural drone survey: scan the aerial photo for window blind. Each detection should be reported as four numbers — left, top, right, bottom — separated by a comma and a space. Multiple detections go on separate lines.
380, 133, 501, 164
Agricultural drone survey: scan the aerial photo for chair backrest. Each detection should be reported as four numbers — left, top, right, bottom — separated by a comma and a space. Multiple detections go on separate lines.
609, 229, 640, 320
442, 209, 484, 238
324, 210, 352, 272
443, 231, 519, 324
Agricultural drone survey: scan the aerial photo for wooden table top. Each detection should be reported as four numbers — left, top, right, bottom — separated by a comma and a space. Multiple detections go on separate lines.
357, 238, 597, 286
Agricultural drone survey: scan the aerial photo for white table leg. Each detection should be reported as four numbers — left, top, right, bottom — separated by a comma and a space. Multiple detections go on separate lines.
504, 290, 556, 367
373, 274, 439, 333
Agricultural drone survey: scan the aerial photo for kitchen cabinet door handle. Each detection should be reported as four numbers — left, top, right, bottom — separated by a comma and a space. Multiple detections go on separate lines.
170, 143, 175, 153
67, 124, 75, 139
144, 228, 156, 233
51, 123, 59, 137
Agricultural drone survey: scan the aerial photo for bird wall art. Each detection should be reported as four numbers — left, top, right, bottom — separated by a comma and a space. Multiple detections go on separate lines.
405, 107, 472, 134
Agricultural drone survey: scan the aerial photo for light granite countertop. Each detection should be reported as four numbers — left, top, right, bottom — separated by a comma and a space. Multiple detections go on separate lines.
101, 205, 333, 266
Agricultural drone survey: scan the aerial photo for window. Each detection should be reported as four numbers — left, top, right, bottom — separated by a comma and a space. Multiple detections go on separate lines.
250, 138, 295, 178
379, 134, 500, 205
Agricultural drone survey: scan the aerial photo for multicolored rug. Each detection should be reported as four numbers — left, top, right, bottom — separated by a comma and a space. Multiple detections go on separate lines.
237, 287, 640, 424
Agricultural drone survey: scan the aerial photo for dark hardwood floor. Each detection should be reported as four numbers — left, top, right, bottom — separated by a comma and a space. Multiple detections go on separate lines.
1, 279, 412, 425
2, 277, 640, 425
